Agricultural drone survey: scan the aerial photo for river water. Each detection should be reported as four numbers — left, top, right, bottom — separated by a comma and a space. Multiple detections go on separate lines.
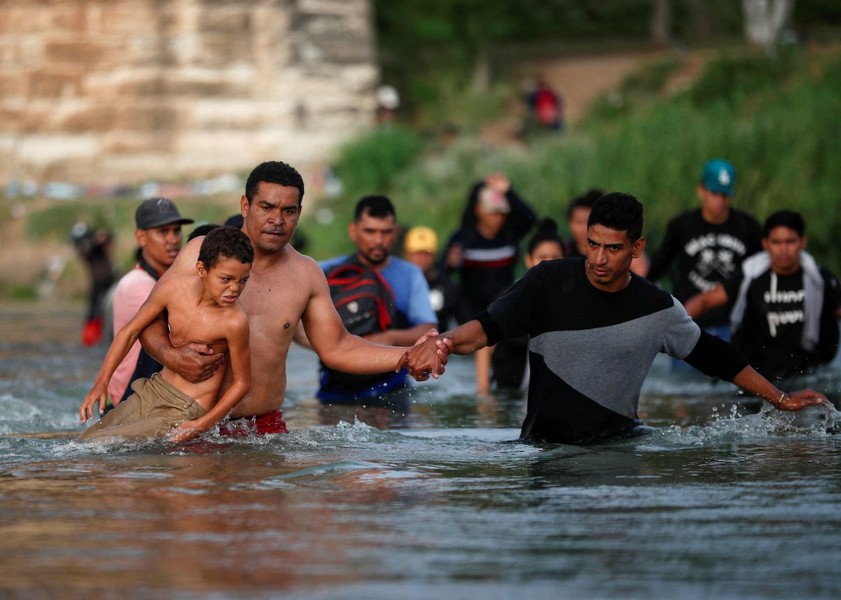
1, 303, 840, 599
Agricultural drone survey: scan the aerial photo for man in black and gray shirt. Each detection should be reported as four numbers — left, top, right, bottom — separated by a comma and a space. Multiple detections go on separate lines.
402, 192, 829, 444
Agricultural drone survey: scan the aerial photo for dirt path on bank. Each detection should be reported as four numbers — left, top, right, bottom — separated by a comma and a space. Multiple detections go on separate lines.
539, 50, 667, 121
480, 47, 706, 144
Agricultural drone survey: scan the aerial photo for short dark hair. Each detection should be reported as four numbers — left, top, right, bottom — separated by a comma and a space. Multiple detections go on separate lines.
527, 218, 564, 255
188, 223, 221, 242
198, 226, 254, 268
763, 210, 805, 238
588, 192, 644, 242
354, 195, 396, 221
244, 161, 305, 205
566, 188, 603, 220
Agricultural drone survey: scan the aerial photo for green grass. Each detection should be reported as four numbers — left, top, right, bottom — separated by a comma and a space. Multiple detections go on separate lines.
334, 125, 425, 198
303, 45, 841, 275
8, 44, 841, 303
6, 284, 38, 301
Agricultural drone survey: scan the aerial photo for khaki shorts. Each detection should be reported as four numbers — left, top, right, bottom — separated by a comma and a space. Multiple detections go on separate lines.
81, 373, 206, 442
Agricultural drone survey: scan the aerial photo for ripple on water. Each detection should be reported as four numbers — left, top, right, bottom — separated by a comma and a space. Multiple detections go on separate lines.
2, 308, 841, 598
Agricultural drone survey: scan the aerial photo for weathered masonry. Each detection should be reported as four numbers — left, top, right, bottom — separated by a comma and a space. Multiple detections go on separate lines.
0, 0, 378, 186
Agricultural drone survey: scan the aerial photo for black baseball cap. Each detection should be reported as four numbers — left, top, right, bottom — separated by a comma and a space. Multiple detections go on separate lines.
135, 197, 195, 230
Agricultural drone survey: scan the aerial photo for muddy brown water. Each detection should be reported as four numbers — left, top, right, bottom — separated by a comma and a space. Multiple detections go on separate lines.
1, 303, 840, 599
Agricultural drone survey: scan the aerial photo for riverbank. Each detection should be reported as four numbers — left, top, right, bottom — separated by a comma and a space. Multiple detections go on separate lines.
0, 46, 665, 303
0, 193, 238, 303
3, 43, 841, 303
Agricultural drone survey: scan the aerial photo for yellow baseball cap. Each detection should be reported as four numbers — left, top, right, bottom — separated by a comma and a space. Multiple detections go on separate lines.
404, 226, 439, 254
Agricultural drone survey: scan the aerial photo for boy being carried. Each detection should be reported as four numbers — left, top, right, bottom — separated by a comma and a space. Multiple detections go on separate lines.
79, 226, 253, 443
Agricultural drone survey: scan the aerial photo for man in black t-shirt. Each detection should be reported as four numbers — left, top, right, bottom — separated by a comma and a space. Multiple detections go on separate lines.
648, 159, 762, 340
401, 194, 829, 444
685, 210, 841, 383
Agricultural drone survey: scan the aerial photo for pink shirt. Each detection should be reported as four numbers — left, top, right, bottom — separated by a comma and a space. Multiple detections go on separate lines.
108, 266, 156, 404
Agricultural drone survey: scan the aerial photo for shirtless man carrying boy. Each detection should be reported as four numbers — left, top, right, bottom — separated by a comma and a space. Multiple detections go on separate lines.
79, 226, 253, 443
138, 161, 445, 436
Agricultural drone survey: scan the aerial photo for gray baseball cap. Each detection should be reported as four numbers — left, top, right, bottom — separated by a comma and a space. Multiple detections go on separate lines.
135, 197, 195, 230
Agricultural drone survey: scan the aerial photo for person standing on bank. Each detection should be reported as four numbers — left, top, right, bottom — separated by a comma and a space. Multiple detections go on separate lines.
71, 222, 116, 347
400, 193, 829, 445
136, 161, 443, 436
647, 159, 762, 343
684, 210, 841, 384
309, 195, 437, 408
108, 198, 195, 411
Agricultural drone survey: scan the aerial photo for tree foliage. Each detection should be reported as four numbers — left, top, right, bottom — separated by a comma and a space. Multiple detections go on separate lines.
373, 0, 841, 120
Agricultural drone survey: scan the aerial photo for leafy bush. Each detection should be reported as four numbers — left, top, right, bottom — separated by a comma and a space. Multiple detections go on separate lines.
585, 56, 683, 123
1, 283, 38, 301
334, 126, 425, 198
23, 202, 96, 241
688, 49, 803, 108
313, 46, 841, 275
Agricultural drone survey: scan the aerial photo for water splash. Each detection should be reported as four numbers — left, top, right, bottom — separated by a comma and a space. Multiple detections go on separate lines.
643, 400, 838, 449
824, 402, 841, 433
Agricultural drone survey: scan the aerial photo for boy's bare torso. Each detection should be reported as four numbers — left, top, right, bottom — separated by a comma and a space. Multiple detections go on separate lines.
171, 239, 319, 418
161, 275, 241, 410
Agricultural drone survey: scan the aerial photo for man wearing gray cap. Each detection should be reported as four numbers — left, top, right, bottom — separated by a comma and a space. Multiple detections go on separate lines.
106, 198, 194, 410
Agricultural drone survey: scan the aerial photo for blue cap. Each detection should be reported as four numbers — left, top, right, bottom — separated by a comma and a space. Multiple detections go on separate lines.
700, 159, 735, 196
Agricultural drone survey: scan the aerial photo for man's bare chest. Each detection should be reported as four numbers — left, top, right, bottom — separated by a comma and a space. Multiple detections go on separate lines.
240, 278, 306, 333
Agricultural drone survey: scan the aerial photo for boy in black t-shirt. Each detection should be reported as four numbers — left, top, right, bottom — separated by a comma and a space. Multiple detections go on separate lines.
684, 210, 841, 383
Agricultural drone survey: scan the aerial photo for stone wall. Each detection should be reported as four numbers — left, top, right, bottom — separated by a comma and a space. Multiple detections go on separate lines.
0, 0, 378, 186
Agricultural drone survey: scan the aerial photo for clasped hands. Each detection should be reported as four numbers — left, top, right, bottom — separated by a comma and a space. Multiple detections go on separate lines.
397, 329, 454, 382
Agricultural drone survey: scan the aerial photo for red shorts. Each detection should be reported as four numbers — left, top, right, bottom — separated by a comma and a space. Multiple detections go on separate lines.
217, 408, 289, 437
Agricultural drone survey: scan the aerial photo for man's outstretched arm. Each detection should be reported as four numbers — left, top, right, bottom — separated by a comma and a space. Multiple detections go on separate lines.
302, 263, 445, 380
732, 366, 830, 411
686, 331, 830, 412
